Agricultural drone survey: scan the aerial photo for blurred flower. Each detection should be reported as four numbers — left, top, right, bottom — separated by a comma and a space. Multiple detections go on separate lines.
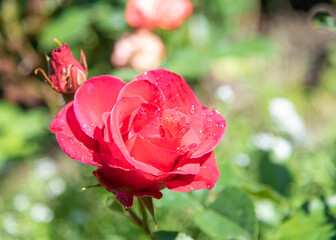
35, 157, 56, 180
125, 0, 193, 30
2, 212, 18, 236
255, 200, 277, 224
111, 29, 165, 71
269, 97, 307, 144
250, 132, 293, 161
234, 153, 251, 167
327, 195, 336, 207
46, 177, 66, 198
13, 194, 30, 212
30, 203, 54, 223
216, 84, 235, 104
35, 39, 88, 94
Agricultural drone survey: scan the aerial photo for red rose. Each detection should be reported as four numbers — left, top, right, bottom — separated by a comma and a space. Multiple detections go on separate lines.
50, 69, 225, 209
47, 43, 87, 93
125, 0, 193, 30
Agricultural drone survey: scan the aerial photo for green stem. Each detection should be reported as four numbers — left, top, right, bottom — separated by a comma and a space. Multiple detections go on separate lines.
138, 198, 151, 236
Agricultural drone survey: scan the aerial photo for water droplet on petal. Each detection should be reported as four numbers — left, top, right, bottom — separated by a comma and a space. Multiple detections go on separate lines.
189, 105, 195, 115
206, 183, 213, 189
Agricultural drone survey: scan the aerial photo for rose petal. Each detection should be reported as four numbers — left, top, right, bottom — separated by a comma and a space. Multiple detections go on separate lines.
192, 107, 226, 158
50, 102, 101, 166
93, 166, 165, 192
74, 75, 126, 139
128, 135, 180, 172
98, 141, 134, 169
133, 69, 203, 134
118, 79, 165, 110
165, 151, 219, 191
110, 96, 163, 175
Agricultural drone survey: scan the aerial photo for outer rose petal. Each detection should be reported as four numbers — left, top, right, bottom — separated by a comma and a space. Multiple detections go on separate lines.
192, 107, 226, 158
133, 69, 203, 136
93, 166, 165, 194
93, 166, 165, 209
165, 151, 219, 191
74, 75, 126, 139
50, 102, 100, 166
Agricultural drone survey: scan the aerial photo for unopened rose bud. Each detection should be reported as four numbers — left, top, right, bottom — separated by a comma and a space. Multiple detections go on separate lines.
35, 39, 88, 94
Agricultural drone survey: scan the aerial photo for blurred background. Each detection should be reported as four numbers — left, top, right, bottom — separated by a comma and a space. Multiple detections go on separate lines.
1, 0, 336, 239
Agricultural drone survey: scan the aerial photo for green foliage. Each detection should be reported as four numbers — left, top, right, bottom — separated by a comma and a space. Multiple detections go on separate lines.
39, 7, 91, 50
273, 211, 335, 240
208, 187, 258, 239
0, 101, 50, 165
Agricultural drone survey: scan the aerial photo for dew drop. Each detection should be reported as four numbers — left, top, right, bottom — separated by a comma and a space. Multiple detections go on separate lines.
207, 118, 213, 123
82, 124, 87, 128
206, 183, 213, 189
189, 105, 195, 115
177, 167, 181, 170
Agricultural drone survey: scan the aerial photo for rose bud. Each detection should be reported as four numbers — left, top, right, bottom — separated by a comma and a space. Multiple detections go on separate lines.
111, 29, 165, 71
35, 39, 88, 94
125, 0, 193, 30
50, 69, 226, 209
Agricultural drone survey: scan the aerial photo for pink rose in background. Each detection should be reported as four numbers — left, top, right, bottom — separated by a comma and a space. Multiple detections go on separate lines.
50, 69, 226, 209
38, 42, 88, 94
111, 29, 165, 71
125, 0, 193, 30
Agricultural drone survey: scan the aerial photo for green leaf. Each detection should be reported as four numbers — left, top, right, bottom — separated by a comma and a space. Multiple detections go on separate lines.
208, 187, 258, 239
240, 181, 284, 203
139, 197, 156, 224
195, 210, 251, 240
273, 211, 335, 240
152, 231, 179, 240
152, 231, 193, 240
155, 189, 203, 210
